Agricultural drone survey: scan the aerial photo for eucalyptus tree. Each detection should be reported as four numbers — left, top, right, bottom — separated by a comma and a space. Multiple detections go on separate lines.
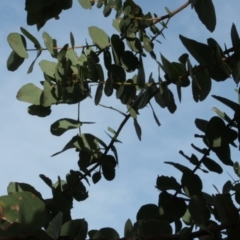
1, 0, 240, 239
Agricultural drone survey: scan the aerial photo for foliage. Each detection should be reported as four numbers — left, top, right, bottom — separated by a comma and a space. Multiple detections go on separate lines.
2, 0, 240, 239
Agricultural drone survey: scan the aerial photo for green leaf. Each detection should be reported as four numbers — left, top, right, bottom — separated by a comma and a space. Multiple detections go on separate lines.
95, 84, 103, 105
42, 32, 54, 55
57, 44, 68, 61
133, 118, 141, 141
7, 182, 43, 201
7, 50, 25, 71
7, 33, 28, 58
179, 35, 214, 66
202, 157, 223, 174
39, 60, 57, 78
46, 212, 62, 240
78, 0, 92, 9
194, 0, 216, 32
16, 83, 42, 105
27, 49, 42, 74
42, 80, 57, 107
51, 118, 81, 136
20, 27, 41, 49
88, 26, 109, 49
93, 228, 119, 239
0, 192, 46, 232
124, 219, 134, 239
92, 171, 101, 184
181, 172, 202, 196
156, 176, 181, 191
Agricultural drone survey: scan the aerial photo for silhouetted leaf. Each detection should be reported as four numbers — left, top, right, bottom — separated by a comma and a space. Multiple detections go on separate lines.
161, 54, 178, 82
137, 55, 145, 88
156, 176, 180, 191
188, 195, 210, 229
92, 172, 101, 184
164, 162, 191, 173
137, 204, 159, 221
149, 102, 161, 126
179, 35, 214, 66
102, 166, 115, 181
231, 23, 240, 57
95, 84, 103, 105
195, 118, 208, 133
192, 69, 211, 102
181, 172, 202, 196
212, 95, 239, 112
111, 34, 125, 65
202, 157, 223, 174
194, 0, 216, 32
70, 32, 75, 49
57, 44, 68, 61
159, 191, 187, 222
222, 180, 232, 194
7, 50, 25, 71
39, 174, 52, 188
93, 228, 119, 239
133, 118, 141, 141
60, 219, 87, 239
212, 144, 233, 166
142, 220, 172, 237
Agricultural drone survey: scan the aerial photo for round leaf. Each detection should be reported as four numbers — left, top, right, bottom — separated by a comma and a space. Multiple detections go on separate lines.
88, 26, 109, 49
7, 33, 28, 58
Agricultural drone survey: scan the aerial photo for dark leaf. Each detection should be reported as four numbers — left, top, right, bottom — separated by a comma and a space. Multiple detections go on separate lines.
181, 172, 202, 196
95, 84, 103, 105
202, 157, 223, 174
136, 204, 159, 221
194, 0, 216, 32
133, 118, 141, 141
7, 50, 25, 71
92, 172, 101, 184
28, 105, 51, 117
156, 176, 180, 191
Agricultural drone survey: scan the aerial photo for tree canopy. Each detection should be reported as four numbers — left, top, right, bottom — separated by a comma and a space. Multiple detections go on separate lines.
1, 0, 240, 239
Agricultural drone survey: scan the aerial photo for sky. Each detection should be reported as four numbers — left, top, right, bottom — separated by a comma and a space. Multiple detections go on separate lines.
0, 0, 240, 236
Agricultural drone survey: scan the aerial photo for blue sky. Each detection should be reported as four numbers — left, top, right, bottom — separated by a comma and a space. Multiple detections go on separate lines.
0, 0, 240, 236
